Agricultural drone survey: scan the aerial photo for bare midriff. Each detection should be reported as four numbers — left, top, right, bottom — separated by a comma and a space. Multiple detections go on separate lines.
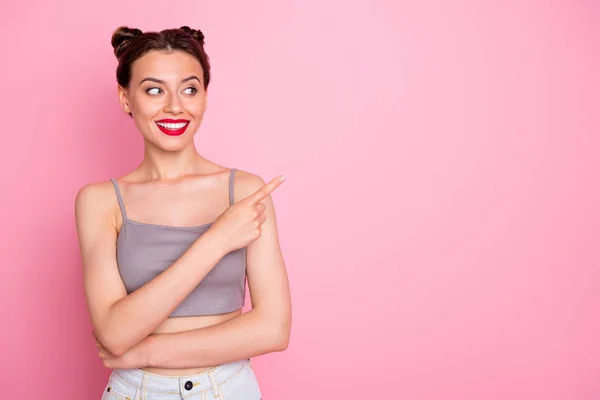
142, 309, 243, 376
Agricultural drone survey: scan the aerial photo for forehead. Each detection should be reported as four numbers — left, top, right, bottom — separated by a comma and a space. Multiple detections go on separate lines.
131, 50, 204, 84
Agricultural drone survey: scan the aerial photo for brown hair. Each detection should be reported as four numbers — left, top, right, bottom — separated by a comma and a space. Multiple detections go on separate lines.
110, 25, 211, 90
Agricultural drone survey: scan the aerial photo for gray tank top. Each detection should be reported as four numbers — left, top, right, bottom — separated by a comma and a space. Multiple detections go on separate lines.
110, 169, 247, 317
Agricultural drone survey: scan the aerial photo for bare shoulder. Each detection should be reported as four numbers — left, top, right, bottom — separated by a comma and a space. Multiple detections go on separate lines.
231, 169, 269, 202
74, 180, 119, 230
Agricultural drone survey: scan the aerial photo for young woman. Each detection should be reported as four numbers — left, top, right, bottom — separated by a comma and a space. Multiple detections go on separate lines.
74, 26, 291, 399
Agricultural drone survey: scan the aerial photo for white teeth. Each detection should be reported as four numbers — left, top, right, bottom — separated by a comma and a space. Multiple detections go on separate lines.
156, 122, 187, 129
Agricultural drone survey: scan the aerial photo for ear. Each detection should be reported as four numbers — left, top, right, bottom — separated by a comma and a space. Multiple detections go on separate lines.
204, 89, 208, 111
117, 85, 131, 114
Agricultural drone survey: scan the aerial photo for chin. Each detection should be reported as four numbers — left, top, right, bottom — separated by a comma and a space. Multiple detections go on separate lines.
142, 133, 191, 152
158, 138, 194, 152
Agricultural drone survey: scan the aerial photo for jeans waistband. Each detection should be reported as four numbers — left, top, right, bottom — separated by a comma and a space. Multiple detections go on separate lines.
112, 358, 250, 397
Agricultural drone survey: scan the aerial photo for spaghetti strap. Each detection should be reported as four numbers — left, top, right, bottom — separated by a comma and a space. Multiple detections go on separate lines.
229, 168, 237, 205
110, 178, 128, 221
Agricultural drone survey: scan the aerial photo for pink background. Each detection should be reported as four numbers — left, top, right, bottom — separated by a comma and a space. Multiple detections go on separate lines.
1, 0, 599, 398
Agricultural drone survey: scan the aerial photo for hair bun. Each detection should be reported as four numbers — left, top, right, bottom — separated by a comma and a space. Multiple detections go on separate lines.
179, 26, 205, 44
111, 26, 143, 59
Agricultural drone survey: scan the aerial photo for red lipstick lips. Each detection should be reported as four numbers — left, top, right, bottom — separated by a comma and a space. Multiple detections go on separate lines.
155, 119, 190, 136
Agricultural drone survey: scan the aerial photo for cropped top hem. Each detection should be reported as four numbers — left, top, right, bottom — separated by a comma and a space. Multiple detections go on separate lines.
169, 303, 245, 318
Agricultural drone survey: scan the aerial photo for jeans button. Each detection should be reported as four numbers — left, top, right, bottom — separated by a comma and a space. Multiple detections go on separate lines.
184, 381, 193, 390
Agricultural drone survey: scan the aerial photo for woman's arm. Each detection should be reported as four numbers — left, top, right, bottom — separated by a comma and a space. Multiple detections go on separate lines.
75, 182, 225, 357
138, 174, 292, 368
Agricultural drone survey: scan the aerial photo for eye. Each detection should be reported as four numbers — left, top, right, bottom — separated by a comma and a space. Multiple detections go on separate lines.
183, 87, 197, 95
146, 87, 162, 95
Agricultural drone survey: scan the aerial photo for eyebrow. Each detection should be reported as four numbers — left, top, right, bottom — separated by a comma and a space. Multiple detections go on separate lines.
139, 75, 202, 85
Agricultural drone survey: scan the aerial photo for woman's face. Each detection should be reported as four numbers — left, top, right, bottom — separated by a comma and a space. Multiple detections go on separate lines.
118, 50, 207, 152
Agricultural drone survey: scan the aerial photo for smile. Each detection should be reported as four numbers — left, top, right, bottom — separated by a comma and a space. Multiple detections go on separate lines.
155, 119, 190, 136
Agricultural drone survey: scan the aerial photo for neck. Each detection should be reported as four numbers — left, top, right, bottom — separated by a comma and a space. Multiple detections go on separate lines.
138, 141, 205, 181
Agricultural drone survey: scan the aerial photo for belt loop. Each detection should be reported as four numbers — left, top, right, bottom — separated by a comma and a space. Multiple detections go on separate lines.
208, 371, 220, 398
140, 372, 149, 400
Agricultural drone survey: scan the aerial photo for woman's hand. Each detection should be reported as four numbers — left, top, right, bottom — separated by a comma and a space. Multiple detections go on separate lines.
207, 175, 285, 255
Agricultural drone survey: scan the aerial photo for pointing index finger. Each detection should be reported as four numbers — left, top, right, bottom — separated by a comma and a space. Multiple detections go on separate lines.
246, 175, 285, 204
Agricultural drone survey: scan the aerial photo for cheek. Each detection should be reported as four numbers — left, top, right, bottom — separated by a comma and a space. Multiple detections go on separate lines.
134, 97, 163, 117
188, 99, 207, 117
128, 91, 157, 113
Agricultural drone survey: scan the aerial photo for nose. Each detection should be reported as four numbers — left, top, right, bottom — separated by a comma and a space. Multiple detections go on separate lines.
164, 91, 183, 114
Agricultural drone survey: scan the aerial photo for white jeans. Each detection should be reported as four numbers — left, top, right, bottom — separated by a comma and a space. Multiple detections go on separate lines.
101, 358, 262, 400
